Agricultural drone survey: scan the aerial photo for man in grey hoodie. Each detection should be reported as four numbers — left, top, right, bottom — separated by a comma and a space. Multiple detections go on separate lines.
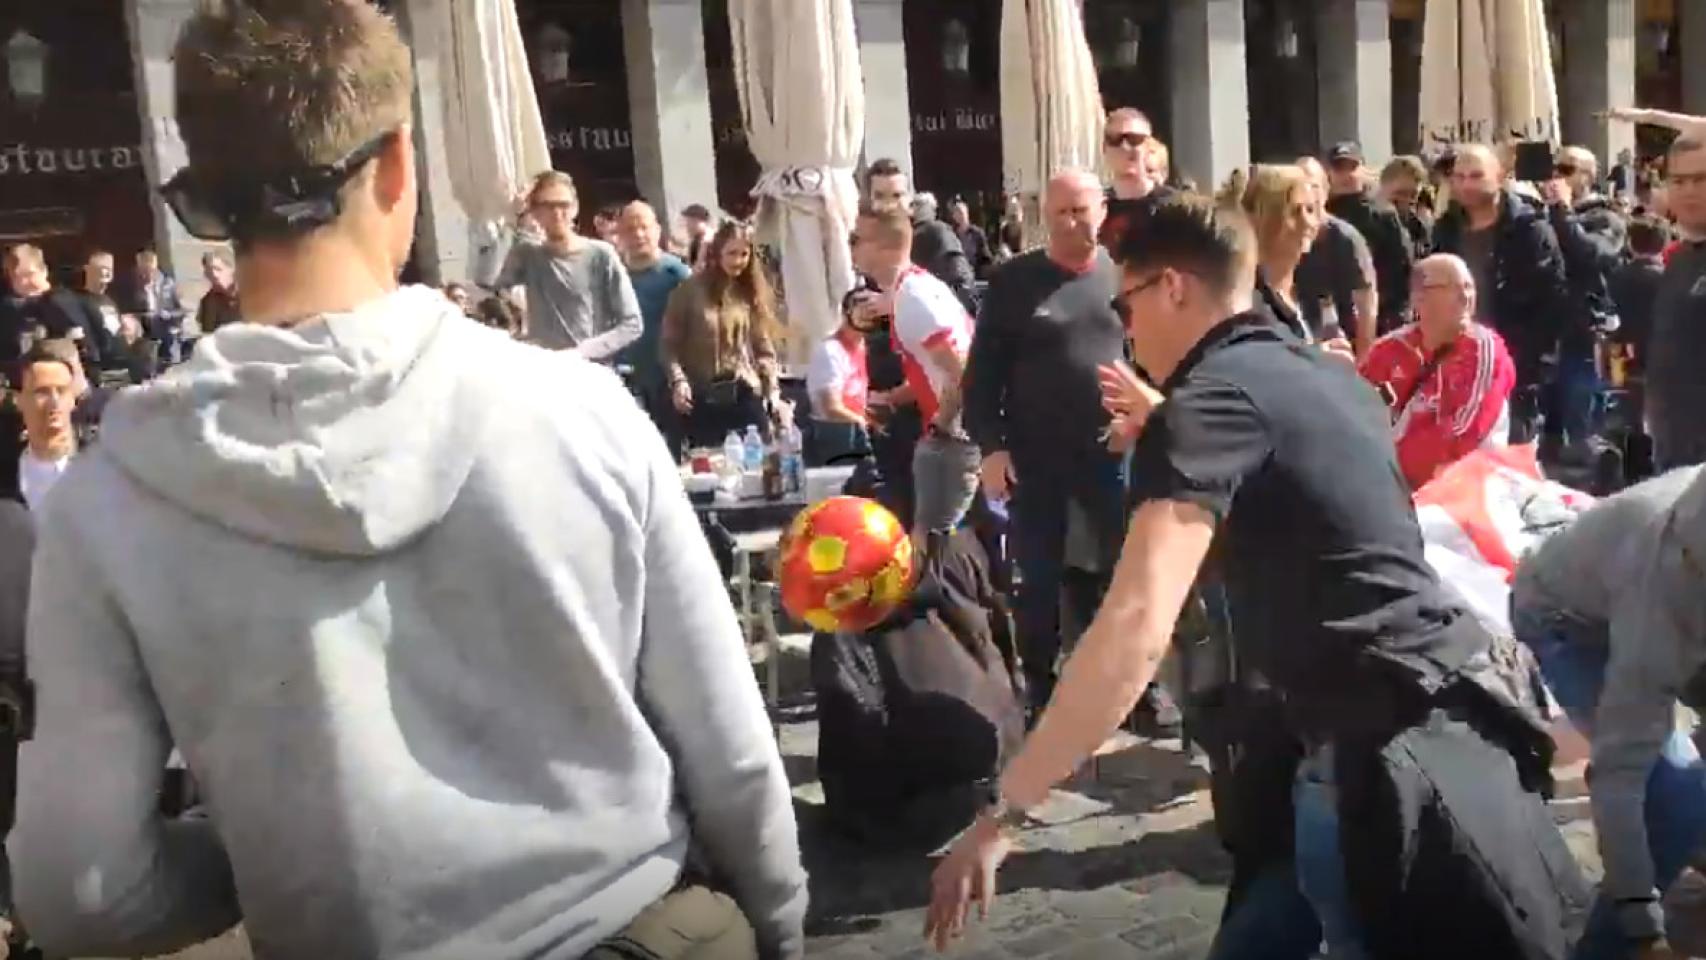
8, 3, 806, 959
1512, 467, 1706, 960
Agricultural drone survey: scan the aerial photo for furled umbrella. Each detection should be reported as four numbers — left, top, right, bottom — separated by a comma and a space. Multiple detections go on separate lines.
417, 0, 552, 283
729, 0, 865, 363
1419, 0, 1558, 150
999, 0, 1104, 249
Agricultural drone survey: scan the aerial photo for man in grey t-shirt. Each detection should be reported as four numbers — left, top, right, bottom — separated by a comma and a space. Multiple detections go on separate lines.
497, 172, 642, 359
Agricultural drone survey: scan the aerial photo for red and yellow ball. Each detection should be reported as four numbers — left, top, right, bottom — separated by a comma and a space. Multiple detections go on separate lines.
779, 496, 914, 633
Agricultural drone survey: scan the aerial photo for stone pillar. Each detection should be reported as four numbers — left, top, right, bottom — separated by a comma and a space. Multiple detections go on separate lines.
394, 0, 472, 286
1681, 1, 1706, 115
124, 0, 216, 307
1561, 0, 1636, 168
854, 0, 911, 171
1314, 0, 1392, 166
1169, 0, 1249, 189
622, 0, 719, 221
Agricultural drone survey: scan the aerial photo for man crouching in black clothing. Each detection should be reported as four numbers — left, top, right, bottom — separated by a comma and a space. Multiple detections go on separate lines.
923, 191, 1586, 959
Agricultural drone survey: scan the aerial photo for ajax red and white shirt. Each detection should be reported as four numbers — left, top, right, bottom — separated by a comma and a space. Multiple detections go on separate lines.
1361, 321, 1516, 490
892, 266, 973, 425
806, 333, 869, 419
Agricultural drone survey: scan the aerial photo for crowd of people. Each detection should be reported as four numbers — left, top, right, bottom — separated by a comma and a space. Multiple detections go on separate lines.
3, 2, 1706, 959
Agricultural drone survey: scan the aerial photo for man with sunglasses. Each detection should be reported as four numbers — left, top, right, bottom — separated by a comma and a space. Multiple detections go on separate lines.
1511, 466, 1706, 960
927, 192, 1584, 960
1097, 107, 1175, 252
10, 3, 806, 959
1325, 142, 1415, 337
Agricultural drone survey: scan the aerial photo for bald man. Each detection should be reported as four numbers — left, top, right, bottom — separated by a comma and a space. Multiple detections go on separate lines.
617, 201, 692, 443
1430, 144, 1571, 443
1361, 254, 1516, 488
965, 170, 1175, 729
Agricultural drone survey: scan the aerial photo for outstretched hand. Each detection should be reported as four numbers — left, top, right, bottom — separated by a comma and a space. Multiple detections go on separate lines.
923, 816, 1014, 953
1098, 362, 1164, 452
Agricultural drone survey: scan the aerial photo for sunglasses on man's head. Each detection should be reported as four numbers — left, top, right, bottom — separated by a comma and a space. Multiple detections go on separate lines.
1105, 132, 1149, 150
160, 129, 399, 242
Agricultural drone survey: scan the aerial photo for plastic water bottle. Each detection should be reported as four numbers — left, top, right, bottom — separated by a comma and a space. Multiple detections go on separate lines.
781, 421, 805, 494
722, 430, 744, 476
743, 424, 764, 472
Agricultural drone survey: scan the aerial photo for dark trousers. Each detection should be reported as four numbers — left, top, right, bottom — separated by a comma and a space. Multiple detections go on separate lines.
1009, 467, 1124, 711
684, 380, 766, 450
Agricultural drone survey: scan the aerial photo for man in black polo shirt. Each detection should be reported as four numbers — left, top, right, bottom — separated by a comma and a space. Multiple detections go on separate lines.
925, 193, 1584, 959
964, 168, 1176, 733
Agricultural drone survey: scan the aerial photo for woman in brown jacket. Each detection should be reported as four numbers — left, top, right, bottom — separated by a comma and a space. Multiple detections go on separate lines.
661, 221, 781, 448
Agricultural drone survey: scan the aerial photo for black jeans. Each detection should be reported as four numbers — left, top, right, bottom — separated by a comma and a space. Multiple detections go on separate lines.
684, 379, 766, 449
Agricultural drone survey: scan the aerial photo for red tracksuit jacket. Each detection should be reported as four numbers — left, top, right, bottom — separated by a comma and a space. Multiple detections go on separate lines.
1360, 322, 1517, 489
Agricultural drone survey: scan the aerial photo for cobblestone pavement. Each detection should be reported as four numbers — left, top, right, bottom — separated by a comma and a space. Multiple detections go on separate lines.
135, 646, 1605, 960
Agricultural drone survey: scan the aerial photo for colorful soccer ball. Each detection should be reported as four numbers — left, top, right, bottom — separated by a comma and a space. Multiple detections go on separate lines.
779, 496, 914, 633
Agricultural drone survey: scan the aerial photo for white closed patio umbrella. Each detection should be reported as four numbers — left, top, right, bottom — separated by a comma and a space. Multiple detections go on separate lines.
999, 0, 1104, 248
1419, 0, 1558, 150
418, 0, 552, 282
729, 0, 865, 363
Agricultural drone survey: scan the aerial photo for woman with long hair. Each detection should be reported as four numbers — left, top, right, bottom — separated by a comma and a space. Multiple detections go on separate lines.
661, 220, 781, 448
1218, 164, 1322, 342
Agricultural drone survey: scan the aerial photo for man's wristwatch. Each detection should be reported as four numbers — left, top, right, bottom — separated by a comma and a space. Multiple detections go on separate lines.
978, 779, 1029, 834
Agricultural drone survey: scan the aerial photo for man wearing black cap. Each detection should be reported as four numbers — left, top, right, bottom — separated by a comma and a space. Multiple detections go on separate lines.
1325, 142, 1415, 335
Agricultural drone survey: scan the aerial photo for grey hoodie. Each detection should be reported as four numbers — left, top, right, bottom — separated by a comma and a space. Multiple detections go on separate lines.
9, 286, 806, 959
1513, 466, 1706, 940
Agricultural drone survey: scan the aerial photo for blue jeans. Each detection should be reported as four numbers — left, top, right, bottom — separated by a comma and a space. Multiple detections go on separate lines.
1551, 347, 1602, 447
1513, 604, 1706, 960
1205, 746, 1366, 959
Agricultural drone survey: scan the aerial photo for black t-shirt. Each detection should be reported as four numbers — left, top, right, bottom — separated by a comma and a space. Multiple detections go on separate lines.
0, 288, 87, 381
963, 248, 1125, 482
1295, 215, 1374, 336
1128, 311, 1482, 739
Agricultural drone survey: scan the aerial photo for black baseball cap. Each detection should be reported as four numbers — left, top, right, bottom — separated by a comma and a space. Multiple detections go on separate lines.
1327, 142, 1364, 166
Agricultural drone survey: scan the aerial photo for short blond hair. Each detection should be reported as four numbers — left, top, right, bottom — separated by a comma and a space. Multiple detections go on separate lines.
1222, 164, 1313, 249
4, 244, 43, 272
173, 0, 414, 182
528, 170, 579, 208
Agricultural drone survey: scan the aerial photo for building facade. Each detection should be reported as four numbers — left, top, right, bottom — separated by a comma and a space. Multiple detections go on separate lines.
0, 0, 1698, 296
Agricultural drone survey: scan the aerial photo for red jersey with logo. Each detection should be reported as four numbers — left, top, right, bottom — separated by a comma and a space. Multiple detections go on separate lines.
892, 266, 973, 424
1360, 321, 1516, 489
806, 333, 869, 418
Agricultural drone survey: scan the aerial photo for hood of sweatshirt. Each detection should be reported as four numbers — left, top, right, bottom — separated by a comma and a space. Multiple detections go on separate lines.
98, 285, 494, 557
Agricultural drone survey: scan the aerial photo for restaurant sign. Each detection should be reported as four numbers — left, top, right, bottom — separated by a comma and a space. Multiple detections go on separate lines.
0, 142, 142, 176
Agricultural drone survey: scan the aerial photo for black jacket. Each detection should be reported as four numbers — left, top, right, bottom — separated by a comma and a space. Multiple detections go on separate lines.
810, 530, 1023, 850
1328, 190, 1416, 331
1610, 255, 1665, 365
0, 501, 29, 681
1432, 190, 1573, 382
911, 218, 978, 312
1544, 197, 1623, 352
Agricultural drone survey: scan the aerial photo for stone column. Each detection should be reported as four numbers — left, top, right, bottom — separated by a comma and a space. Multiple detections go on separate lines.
622, 0, 719, 221
124, 0, 216, 307
1681, 1, 1706, 115
1169, 0, 1250, 189
395, 0, 472, 286
854, 0, 911, 171
1314, 0, 1392, 166
1560, 0, 1636, 167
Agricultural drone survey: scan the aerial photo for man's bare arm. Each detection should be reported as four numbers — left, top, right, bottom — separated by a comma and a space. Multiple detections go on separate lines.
924, 342, 968, 428
997, 499, 1216, 810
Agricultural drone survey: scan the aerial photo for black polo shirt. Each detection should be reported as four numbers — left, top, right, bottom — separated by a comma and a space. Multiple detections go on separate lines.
1129, 310, 1484, 739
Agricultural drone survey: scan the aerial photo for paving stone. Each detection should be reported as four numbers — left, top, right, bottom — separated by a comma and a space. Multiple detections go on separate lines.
1044, 934, 1148, 960
1003, 923, 1080, 958
1119, 914, 1216, 953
